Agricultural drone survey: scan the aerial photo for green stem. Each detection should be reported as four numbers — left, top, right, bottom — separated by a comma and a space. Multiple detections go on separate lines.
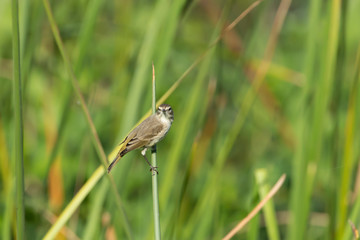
12, 0, 25, 238
255, 169, 280, 240
151, 64, 161, 240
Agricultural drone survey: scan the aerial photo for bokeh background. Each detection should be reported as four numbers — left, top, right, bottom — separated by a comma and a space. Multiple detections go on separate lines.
1, 0, 360, 239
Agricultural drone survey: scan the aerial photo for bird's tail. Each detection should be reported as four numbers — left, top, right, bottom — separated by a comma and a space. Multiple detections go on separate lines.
107, 152, 121, 173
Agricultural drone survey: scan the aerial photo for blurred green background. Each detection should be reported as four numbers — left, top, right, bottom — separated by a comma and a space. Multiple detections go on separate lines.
1, 0, 360, 239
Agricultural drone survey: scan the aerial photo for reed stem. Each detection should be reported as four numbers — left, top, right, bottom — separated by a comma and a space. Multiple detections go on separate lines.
12, 0, 25, 238
151, 63, 161, 240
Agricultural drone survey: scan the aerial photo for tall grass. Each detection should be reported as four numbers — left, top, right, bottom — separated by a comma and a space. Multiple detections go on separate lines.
150, 64, 161, 240
41, 0, 132, 238
11, 0, 25, 239
1, 0, 360, 239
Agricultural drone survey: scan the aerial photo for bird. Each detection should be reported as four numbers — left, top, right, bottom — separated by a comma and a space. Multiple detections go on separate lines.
107, 104, 174, 173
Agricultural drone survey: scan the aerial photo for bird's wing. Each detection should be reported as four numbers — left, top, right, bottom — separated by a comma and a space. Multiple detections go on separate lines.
116, 136, 128, 152
116, 115, 163, 155
108, 117, 157, 172
123, 123, 163, 152
122, 137, 148, 155
116, 116, 151, 154
137, 122, 164, 141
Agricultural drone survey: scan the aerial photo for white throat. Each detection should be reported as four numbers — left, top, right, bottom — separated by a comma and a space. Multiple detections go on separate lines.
159, 113, 172, 126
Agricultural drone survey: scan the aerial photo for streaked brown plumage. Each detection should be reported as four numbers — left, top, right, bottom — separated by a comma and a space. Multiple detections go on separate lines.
107, 104, 174, 173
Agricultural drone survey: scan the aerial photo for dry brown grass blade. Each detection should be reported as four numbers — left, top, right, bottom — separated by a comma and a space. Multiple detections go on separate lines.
222, 174, 286, 240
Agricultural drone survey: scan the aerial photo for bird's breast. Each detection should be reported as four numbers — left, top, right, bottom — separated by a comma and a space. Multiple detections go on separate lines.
145, 118, 172, 147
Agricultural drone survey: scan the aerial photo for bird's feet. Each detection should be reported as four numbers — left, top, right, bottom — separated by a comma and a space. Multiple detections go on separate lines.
149, 166, 159, 175
141, 150, 159, 175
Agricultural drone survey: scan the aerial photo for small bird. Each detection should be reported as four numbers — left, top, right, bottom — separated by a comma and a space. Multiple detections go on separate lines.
107, 104, 174, 173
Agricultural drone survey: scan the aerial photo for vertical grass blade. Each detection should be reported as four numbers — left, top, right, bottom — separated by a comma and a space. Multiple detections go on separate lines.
151, 64, 161, 240
336, 81, 357, 239
342, 43, 360, 240
302, 0, 340, 239
11, 0, 25, 238
82, 179, 109, 240
247, 212, 260, 240
288, 0, 321, 239
255, 169, 280, 240
336, 44, 360, 240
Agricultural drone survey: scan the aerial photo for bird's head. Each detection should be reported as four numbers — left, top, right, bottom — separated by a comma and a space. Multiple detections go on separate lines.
157, 104, 174, 123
